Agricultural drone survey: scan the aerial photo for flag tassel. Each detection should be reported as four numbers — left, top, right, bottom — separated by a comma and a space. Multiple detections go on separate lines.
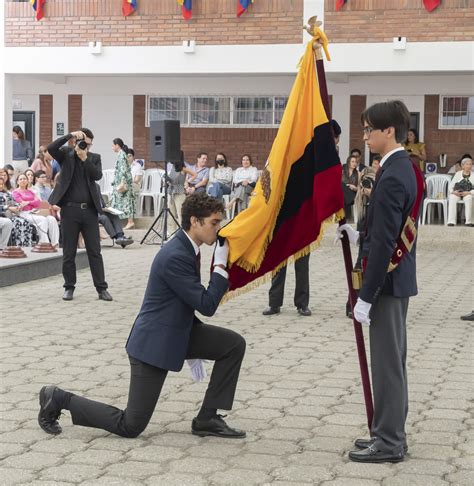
340, 221, 374, 431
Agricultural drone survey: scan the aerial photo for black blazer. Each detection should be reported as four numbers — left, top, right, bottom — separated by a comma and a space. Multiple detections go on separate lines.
47, 135, 102, 212
126, 230, 229, 371
360, 149, 418, 303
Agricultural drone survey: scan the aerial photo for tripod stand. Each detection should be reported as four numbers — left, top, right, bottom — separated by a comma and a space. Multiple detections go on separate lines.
140, 165, 181, 246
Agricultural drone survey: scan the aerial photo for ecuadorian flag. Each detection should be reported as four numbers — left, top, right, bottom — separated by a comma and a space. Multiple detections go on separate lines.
177, 0, 192, 20
220, 36, 344, 296
122, 0, 137, 17
30, 0, 46, 21
237, 0, 254, 17
336, 0, 347, 11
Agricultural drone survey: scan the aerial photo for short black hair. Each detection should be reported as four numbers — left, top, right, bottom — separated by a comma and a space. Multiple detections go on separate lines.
127, 148, 135, 157
181, 193, 224, 231
197, 152, 208, 160
461, 153, 472, 160
350, 148, 362, 156
4, 164, 14, 171
34, 170, 46, 178
361, 100, 410, 144
372, 154, 382, 162
80, 127, 94, 140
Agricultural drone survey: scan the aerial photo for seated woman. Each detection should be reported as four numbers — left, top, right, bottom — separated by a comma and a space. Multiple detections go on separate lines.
404, 128, 427, 171
185, 152, 209, 195
227, 154, 259, 215
12, 173, 59, 246
447, 157, 474, 227
31, 146, 54, 183
449, 153, 471, 175
342, 155, 359, 221
207, 153, 233, 202
0, 170, 36, 247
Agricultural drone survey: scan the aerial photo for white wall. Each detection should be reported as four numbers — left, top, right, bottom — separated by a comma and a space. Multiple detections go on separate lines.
82, 95, 133, 170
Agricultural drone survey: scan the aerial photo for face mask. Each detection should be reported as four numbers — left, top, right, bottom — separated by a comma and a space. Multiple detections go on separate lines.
216, 160, 225, 164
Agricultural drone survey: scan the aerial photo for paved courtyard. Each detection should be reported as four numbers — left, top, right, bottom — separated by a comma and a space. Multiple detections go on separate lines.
0, 225, 472, 485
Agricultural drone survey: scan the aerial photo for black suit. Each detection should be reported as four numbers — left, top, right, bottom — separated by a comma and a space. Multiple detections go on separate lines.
360, 149, 418, 455
67, 230, 246, 437
48, 135, 107, 291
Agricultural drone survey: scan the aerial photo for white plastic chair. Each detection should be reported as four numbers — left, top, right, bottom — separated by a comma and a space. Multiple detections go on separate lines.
99, 169, 114, 202
138, 169, 164, 216
422, 174, 451, 225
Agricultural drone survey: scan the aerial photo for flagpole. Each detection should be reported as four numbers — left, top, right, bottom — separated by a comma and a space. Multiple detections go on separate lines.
339, 222, 374, 431
306, 18, 374, 431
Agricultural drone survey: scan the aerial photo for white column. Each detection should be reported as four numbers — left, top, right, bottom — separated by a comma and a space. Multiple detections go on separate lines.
1, 74, 13, 168
332, 93, 351, 162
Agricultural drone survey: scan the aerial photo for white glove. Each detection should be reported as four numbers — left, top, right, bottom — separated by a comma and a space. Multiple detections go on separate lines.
334, 223, 360, 246
186, 359, 208, 382
354, 298, 372, 326
213, 237, 229, 267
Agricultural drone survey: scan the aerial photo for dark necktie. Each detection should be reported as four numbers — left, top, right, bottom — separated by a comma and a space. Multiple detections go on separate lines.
196, 252, 201, 273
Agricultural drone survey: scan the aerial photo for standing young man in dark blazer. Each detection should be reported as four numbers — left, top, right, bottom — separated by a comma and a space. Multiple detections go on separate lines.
337, 100, 419, 463
38, 193, 246, 439
48, 129, 112, 302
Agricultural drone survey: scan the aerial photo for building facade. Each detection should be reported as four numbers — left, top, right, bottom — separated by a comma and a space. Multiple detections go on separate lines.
2, 0, 473, 171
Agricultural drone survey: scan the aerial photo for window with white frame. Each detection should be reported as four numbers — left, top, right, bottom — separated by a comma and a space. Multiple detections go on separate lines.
147, 96, 288, 127
148, 97, 189, 125
190, 97, 231, 125
440, 96, 474, 129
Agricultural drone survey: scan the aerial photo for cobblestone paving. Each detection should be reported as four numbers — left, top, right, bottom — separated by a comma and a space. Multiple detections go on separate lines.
0, 226, 472, 485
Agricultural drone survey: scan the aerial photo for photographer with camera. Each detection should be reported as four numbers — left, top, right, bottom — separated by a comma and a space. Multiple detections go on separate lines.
447, 157, 473, 227
48, 129, 112, 302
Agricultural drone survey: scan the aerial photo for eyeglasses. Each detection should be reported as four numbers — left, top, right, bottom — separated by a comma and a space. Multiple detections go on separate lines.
363, 126, 384, 136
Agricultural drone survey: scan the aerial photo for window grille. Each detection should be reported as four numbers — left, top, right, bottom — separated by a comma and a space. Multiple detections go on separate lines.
439, 96, 474, 129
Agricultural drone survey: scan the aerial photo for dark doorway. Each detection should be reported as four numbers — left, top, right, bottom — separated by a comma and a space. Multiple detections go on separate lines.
409, 112, 420, 134
13, 111, 36, 155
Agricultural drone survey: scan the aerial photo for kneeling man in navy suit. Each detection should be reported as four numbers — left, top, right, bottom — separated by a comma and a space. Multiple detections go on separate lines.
38, 193, 246, 439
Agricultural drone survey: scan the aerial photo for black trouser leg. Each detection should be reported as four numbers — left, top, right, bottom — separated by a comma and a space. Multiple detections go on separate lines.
294, 254, 310, 308
80, 209, 108, 291
60, 207, 81, 290
186, 323, 246, 411
98, 214, 117, 239
268, 265, 287, 308
68, 357, 167, 438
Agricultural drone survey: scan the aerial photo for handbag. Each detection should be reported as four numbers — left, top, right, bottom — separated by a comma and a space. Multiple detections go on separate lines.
454, 179, 473, 192
117, 179, 128, 193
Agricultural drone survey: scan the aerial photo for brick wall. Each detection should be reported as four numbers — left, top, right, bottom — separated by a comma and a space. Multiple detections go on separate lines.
68, 95, 82, 133
324, 0, 474, 43
5, 0, 303, 47
133, 95, 149, 164
39, 95, 53, 148
349, 95, 366, 160
424, 95, 474, 172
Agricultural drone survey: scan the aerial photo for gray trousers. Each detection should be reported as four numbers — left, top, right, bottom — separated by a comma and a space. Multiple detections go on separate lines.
370, 295, 409, 454
268, 254, 310, 309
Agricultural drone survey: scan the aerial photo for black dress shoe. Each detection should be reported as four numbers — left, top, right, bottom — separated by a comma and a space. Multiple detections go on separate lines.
98, 289, 113, 301
62, 289, 74, 301
262, 307, 280, 316
349, 445, 404, 463
460, 311, 474, 321
192, 414, 246, 439
354, 438, 408, 453
297, 307, 312, 316
38, 386, 63, 435
115, 237, 133, 248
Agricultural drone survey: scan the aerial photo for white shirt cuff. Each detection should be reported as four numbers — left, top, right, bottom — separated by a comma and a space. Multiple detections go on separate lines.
213, 266, 229, 279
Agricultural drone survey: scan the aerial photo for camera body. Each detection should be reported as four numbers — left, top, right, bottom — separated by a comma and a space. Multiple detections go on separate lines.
76, 139, 88, 150
361, 177, 373, 189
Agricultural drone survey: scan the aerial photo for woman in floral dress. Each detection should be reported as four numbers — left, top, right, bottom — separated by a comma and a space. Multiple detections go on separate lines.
110, 138, 135, 229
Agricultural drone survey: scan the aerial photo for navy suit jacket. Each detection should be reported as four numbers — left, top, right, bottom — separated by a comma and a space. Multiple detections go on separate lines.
126, 230, 229, 371
360, 149, 418, 304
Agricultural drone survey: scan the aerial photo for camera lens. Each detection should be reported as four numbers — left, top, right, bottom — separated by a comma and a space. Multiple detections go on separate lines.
77, 140, 88, 150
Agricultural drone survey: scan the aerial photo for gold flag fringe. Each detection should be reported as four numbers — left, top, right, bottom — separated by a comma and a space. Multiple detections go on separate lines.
221, 208, 345, 304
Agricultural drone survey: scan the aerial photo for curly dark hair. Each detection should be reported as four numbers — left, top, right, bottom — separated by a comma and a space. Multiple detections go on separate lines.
181, 193, 225, 231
